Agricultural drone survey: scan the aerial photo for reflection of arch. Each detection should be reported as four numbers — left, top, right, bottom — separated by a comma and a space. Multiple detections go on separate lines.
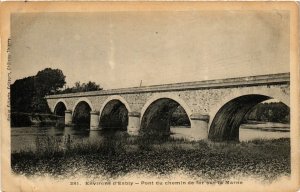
72, 97, 94, 115
53, 99, 68, 112
99, 95, 132, 118
99, 96, 131, 130
140, 94, 192, 134
208, 88, 290, 141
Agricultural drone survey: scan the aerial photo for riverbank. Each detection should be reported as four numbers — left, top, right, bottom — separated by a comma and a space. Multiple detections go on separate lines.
11, 112, 63, 127
11, 134, 290, 182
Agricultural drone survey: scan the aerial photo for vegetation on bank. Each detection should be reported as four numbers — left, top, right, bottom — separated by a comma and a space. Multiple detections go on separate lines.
11, 68, 66, 114
11, 68, 102, 114
169, 102, 290, 127
10, 112, 62, 127
10, 68, 102, 126
245, 102, 290, 123
11, 134, 290, 182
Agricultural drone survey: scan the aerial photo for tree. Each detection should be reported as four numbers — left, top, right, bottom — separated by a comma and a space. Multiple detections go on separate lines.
74, 81, 81, 90
59, 81, 102, 93
11, 76, 35, 112
11, 68, 66, 113
85, 81, 101, 91
35, 68, 66, 96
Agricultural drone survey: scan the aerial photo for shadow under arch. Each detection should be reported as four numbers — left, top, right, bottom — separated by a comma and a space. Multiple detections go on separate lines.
53, 99, 68, 115
54, 101, 67, 116
99, 99, 129, 130
208, 94, 290, 141
98, 96, 132, 130
72, 99, 93, 126
140, 96, 192, 135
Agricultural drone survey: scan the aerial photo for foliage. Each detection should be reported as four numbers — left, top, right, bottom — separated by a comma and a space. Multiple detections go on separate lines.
170, 102, 290, 127
10, 113, 32, 127
31, 96, 51, 113
58, 81, 102, 94
11, 68, 66, 113
170, 106, 190, 126
11, 76, 36, 112
245, 102, 290, 123
35, 68, 66, 95
11, 136, 290, 181
11, 113, 59, 127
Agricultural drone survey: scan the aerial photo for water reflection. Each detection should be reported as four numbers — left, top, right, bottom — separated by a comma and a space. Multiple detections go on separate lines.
11, 122, 290, 152
239, 123, 290, 141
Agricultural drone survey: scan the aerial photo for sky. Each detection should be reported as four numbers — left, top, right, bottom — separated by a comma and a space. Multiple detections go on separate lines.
11, 11, 290, 89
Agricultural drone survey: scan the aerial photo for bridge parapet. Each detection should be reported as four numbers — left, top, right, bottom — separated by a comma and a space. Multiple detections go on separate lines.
45, 73, 290, 99
45, 73, 290, 141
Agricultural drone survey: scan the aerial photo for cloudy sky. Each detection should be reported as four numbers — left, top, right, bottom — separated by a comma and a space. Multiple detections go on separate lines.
11, 11, 289, 89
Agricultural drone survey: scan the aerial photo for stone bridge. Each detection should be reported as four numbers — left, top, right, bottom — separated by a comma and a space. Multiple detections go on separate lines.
45, 73, 290, 141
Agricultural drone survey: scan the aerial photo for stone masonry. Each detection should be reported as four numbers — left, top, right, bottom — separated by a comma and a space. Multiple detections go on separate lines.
45, 73, 290, 140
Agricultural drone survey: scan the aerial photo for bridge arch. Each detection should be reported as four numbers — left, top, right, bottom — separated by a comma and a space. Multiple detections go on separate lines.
53, 99, 68, 116
72, 97, 94, 113
140, 94, 192, 134
72, 97, 94, 126
99, 95, 132, 116
98, 95, 132, 130
208, 88, 290, 141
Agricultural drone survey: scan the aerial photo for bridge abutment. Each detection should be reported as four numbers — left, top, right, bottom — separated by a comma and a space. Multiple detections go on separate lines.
190, 114, 209, 140
64, 110, 73, 126
127, 112, 141, 135
90, 111, 100, 130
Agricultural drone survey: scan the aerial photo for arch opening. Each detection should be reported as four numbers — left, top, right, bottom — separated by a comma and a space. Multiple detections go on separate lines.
73, 101, 92, 126
240, 99, 290, 141
209, 94, 290, 142
141, 98, 191, 136
99, 99, 128, 130
54, 102, 66, 117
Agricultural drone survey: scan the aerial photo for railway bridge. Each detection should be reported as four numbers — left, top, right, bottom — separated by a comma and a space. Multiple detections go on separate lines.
45, 73, 290, 141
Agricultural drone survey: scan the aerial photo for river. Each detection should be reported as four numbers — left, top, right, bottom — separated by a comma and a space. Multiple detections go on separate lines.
11, 122, 290, 152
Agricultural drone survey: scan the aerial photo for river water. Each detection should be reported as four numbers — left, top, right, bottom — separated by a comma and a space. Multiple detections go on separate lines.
11, 123, 290, 152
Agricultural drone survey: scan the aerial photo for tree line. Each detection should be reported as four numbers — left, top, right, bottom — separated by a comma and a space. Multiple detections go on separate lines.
57, 81, 102, 94
171, 102, 290, 126
11, 68, 102, 113
245, 102, 290, 123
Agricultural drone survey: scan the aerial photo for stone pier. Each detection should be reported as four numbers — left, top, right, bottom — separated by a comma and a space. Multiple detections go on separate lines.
46, 73, 290, 141
190, 114, 209, 140
127, 112, 141, 135
90, 111, 100, 130
64, 110, 73, 126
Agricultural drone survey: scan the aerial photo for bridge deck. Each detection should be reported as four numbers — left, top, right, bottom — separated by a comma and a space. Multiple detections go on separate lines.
46, 73, 290, 99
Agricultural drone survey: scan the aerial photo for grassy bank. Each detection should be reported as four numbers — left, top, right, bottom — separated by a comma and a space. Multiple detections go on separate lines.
11, 134, 290, 182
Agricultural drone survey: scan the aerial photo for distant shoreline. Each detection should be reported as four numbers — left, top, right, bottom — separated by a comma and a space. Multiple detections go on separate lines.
240, 121, 290, 132
11, 112, 63, 127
